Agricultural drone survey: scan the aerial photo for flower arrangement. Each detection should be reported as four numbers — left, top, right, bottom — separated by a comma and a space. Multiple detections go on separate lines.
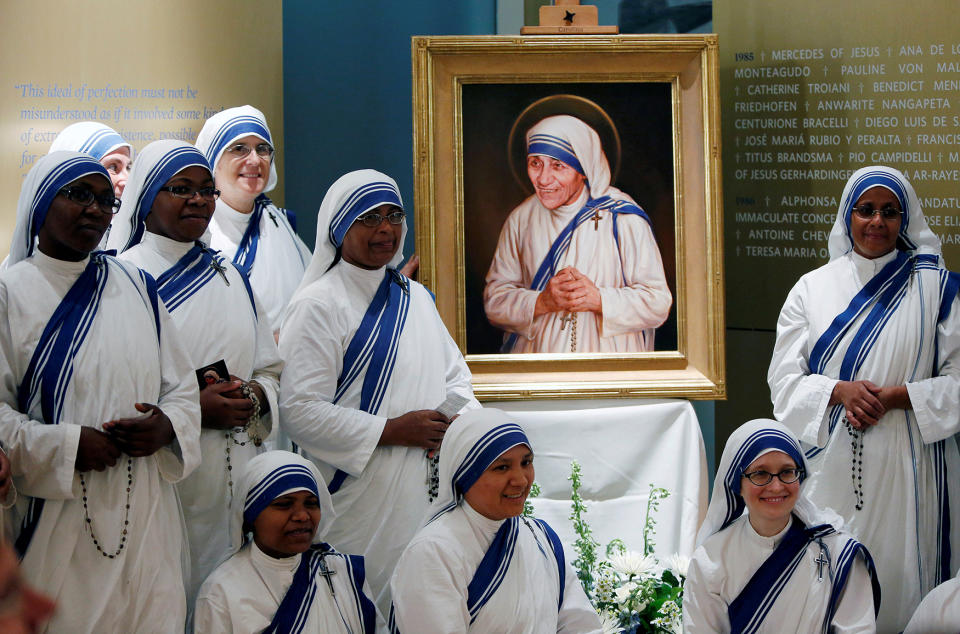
527, 461, 686, 633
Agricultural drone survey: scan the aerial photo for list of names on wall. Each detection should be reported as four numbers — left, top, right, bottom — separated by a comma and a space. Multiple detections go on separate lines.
724, 42, 960, 269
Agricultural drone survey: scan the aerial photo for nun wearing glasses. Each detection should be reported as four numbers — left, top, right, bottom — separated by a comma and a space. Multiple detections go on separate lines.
195, 105, 311, 336
0, 151, 200, 632
110, 140, 282, 618
683, 419, 879, 633
767, 166, 960, 631
278, 169, 479, 618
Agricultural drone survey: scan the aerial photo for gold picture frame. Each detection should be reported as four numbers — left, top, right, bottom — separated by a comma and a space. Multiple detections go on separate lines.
412, 34, 725, 401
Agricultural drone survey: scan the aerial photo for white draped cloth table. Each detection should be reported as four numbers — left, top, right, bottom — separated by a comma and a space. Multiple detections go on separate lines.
498, 398, 707, 559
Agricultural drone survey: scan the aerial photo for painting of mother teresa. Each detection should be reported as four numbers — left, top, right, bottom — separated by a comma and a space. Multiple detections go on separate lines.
463, 86, 676, 355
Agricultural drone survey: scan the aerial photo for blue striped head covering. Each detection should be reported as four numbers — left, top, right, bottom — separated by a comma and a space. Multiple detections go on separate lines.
8, 151, 111, 266
108, 140, 211, 252
696, 419, 830, 546
527, 131, 584, 175
195, 105, 278, 193
427, 408, 531, 524
292, 169, 408, 301
828, 165, 941, 260
327, 178, 404, 249
526, 115, 613, 197
229, 451, 336, 555
48, 122, 132, 161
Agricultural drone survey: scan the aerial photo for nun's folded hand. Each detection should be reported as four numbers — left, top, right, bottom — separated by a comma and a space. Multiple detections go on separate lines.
103, 402, 176, 457
75, 427, 121, 472
380, 410, 451, 450
831, 380, 885, 429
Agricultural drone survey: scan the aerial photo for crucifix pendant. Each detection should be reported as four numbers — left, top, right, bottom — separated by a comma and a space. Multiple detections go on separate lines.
590, 209, 602, 230
559, 313, 575, 330
268, 211, 278, 227
318, 556, 337, 595
814, 546, 828, 582
210, 259, 230, 286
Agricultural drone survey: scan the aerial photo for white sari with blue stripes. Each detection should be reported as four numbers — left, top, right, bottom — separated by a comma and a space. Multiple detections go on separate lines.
484, 177, 672, 354
195, 540, 377, 634
390, 501, 599, 633
120, 230, 282, 611
278, 260, 479, 618
207, 196, 310, 333
684, 515, 878, 633
0, 250, 201, 633
769, 167, 960, 632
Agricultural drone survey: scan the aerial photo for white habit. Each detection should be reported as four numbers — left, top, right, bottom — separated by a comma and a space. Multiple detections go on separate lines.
207, 198, 310, 332
391, 501, 601, 633
0, 251, 201, 633
279, 260, 478, 617
194, 104, 311, 334
684, 515, 876, 633
195, 540, 376, 634
120, 230, 282, 607
768, 166, 960, 632
483, 114, 671, 353
684, 419, 879, 634
902, 576, 960, 634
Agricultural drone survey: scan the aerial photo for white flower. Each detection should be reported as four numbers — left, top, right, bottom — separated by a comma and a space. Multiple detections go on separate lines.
613, 581, 637, 604
595, 569, 617, 603
597, 611, 621, 634
607, 550, 658, 577
665, 553, 690, 578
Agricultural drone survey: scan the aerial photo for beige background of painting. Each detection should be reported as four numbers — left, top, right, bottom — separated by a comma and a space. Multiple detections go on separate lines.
0, 0, 284, 259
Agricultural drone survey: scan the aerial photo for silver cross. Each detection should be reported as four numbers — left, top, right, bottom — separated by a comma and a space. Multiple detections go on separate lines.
210, 258, 230, 286
814, 549, 829, 582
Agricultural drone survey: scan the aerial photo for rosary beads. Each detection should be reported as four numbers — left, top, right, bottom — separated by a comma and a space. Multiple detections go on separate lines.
80, 457, 133, 558
843, 418, 865, 511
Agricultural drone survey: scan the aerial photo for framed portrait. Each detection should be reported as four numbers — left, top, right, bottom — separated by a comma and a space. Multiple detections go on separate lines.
412, 35, 724, 400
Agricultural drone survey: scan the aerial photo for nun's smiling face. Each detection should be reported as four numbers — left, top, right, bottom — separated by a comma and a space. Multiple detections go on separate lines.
215, 134, 271, 212
463, 445, 534, 521
527, 154, 586, 210
740, 450, 800, 537
145, 166, 216, 243
38, 173, 115, 261
849, 186, 902, 259
253, 490, 321, 558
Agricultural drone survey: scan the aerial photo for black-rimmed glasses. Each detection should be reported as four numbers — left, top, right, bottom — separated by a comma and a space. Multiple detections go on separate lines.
58, 186, 121, 214
851, 204, 902, 220
158, 186, 221, 201
742, 468, 802, 486
355, 211, 405, 227
224, 142, 274, 159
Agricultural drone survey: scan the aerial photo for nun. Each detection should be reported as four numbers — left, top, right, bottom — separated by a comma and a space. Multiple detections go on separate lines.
195, 105, 311, 335
49, 121, 133, 196
112, 140, 282, 616
682, 419, 880, 633
277, 169, 479, 617
194, 450, 380, 633
389, 408, 601, 632
0, 151, 200, 632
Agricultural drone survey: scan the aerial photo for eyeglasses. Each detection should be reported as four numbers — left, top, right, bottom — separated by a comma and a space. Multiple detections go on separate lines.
355, 211, 405, 227
851, 204, 902, 220
158, 185, 221, 201
224, 142, 274, 159
742, 468, 802, 486
58, 186, 121, 214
